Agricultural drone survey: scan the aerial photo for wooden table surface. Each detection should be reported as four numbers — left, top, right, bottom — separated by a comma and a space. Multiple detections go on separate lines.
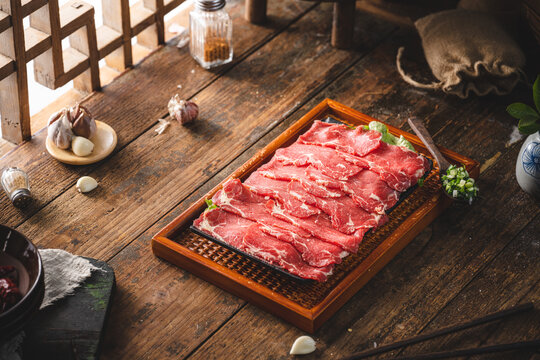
1, 0, 539, 358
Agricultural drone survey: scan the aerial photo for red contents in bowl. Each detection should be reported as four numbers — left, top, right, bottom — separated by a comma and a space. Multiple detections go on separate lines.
0, 265, 22, 313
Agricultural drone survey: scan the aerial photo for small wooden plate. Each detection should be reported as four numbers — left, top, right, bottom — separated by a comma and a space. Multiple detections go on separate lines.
46, 121, 117, 165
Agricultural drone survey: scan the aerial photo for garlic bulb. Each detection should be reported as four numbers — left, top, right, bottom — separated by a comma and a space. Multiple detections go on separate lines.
47, 110, 74, 149
289, 336, 316, 355
76, 176, 98, 193
71, 136, 94, 157
68, 103, 96, 138
168, 94, 198, 124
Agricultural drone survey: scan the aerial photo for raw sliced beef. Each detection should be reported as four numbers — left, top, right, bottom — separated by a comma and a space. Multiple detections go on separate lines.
266, 199, 368, 252
258, 224, 347, 267
213, 179, 346, 267
244, 171, 320, 218
298, 120, 382, 157
288, 180, 388, 234
243, 225, 333, 282
258, 160, 344, 198
354, 142, 430, 192
212, 179, 311, 239
193, 206, 252, 248
273, 143, 365, 180
306, 167, 400, 214
194, 208, 333, 281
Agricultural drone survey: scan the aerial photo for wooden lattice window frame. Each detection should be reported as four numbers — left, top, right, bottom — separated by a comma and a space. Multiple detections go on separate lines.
0, 0, 184, 144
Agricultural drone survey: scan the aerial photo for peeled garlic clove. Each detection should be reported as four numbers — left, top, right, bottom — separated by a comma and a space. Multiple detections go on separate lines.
47, 111, 73, 149
69, 103, 97, 138
168, 94, 198, 125
76, 176, 98, 193
71, 136, 94, 157
290, 336, 316, 355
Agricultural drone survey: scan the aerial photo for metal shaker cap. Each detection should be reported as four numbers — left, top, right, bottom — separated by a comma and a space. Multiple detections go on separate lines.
196, 0, 226, 11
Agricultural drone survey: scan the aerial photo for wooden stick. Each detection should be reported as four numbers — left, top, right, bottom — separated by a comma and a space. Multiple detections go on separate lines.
343, 303, 534, 360
390, 340, 540, 360
331, 0, 355, 49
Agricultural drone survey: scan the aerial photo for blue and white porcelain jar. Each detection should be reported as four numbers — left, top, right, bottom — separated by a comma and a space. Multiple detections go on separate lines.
516, 131, 540, 200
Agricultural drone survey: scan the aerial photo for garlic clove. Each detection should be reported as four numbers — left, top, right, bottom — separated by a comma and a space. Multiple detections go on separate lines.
47, 112, 74, 149
76, 176, 98, 193
69, 103, 97, 138
71, 136, 94, 157
168, 94, 198, 125
289, 336, 316, 355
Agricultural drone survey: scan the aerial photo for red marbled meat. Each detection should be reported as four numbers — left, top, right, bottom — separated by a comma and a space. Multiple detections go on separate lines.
353, 142, 430, 192
273, 143, 365, 180
193, 206, 253, 248
211, 179, 311, 239
258, 160, 344, 198
212, 179, 346, 267
244, 171, 320, 218
243, 225, 333, 282
194, 208, 333, 281
298, 120, 382, 157
306, 167, 400, 214
288, 180, 388, 234
265, 199, 367, 252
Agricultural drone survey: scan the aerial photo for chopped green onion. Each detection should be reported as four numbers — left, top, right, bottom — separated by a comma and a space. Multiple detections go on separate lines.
441, 164, 479, 204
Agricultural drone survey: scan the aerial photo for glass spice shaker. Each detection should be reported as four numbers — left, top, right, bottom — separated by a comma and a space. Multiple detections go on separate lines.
1, 168, 32, 208
189, 0, 233, 69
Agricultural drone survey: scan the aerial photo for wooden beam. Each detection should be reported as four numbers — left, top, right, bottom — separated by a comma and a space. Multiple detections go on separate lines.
0, 0, 30, 143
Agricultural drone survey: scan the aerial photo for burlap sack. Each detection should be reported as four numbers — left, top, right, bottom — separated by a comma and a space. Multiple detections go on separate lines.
397, 9, 526, 98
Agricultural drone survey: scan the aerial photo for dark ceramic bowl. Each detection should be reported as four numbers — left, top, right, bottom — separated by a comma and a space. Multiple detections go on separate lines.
0, 225, 44, 340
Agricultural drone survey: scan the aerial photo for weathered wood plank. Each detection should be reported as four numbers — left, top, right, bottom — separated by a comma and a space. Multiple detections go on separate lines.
395, 214, 540, 359
101, 30, 536, 360
185, 134, 539, 360
15, 4, 395, 259
181, 31, 539, 359
0, 0, 314, 227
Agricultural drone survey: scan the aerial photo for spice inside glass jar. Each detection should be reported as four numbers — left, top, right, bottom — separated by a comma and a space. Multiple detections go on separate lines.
1, 168, 32, 208
189, 0, 233, 69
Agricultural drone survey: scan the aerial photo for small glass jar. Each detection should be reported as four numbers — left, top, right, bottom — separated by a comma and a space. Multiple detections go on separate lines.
189, 0, 233, 69
1, 168, 32, 208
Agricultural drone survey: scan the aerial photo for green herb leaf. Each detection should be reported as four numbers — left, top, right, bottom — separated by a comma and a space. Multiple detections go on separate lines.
418, 177, 424, 187
534, 75, 540, 113
346, 123, 356, 130
518, 116, 540, 134
205, 199, 218, 211
506, 103, 540, 120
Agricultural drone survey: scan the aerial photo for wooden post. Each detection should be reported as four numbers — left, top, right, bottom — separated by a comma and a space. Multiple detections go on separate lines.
0, 0, 31, 143
30, 0, 64, 89
331, 0, 355, 49
71, 15, 101, 93
103, 0, 133, 71
137, 0, 165, 49
245, 0, 267, 24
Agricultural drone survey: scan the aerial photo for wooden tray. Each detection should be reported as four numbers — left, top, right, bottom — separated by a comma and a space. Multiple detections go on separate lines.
152, 99, 480, 333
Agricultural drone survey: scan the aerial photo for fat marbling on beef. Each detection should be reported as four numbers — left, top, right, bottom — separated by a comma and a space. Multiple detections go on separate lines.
298, 120, 382, 157
212, 179, 347, 267
194, 208, 333, 281
306, 167, 400, 214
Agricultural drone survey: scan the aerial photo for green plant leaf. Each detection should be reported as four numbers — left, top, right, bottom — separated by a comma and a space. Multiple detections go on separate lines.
506, 103, 540, 120
533, 75, 540, 113
205, 199, 217, 211
518, 116, 540, 134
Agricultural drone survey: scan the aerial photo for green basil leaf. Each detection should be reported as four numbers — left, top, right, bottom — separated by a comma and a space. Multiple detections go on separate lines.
205, 199, 217, 210
518, 116, 540, 134
534, 75, 540, 113
506, 103, 540, 120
